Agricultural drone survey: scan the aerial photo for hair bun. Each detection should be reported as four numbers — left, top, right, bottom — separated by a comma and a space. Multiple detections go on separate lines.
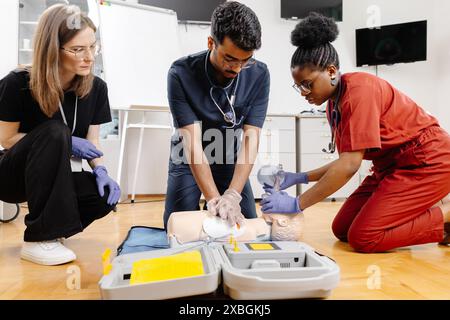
291, 12, 339, 49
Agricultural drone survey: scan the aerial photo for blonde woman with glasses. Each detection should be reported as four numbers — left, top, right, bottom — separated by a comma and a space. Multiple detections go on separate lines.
0, 4, 120, 265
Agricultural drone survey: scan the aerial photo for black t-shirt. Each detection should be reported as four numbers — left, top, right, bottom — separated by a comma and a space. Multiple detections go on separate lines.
0, 69, 112, 138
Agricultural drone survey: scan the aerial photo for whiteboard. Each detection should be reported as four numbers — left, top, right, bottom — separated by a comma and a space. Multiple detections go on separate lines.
98, 0, 181, 109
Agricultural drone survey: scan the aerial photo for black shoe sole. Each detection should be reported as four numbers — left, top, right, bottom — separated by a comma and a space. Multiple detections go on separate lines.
439, 222, 450, 245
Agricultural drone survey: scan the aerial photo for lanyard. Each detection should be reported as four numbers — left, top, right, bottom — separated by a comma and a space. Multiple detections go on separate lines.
59, 96, 78, 135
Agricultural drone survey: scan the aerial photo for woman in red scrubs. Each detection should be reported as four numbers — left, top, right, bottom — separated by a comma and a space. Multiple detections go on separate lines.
261, 12, 450, 253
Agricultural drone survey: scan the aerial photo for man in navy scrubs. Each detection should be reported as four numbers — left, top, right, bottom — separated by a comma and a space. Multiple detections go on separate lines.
163, 1, 270, 228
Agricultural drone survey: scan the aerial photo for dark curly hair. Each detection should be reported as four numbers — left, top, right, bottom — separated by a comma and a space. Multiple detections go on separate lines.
211, 1, 262, 51
290, 12, 340, 70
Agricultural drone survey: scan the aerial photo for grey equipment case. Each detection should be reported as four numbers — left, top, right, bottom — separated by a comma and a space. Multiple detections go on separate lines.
98, 241, 340, 300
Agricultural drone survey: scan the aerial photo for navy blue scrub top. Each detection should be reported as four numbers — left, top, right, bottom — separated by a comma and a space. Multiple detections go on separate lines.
168, 50, 270, 166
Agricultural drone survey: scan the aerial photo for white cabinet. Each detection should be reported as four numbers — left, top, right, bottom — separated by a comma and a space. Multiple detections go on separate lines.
297, 116, 360, 199
250, 114, 297, 199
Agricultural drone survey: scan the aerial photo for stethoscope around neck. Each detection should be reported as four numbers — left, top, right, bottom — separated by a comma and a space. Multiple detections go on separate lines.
205, 50, 242, 129
322, 80, 343, 154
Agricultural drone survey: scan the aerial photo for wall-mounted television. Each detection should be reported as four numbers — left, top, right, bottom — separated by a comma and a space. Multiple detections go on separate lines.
281, 0, 342, 22
138, 0, 226, 24
356, 20, 427, 67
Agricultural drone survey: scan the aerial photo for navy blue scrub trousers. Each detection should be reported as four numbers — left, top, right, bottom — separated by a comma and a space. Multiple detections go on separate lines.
0, 120, 115, 242
163, 162, 257, 229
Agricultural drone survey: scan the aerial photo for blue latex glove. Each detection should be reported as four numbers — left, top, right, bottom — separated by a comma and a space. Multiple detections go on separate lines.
72, 136, 104, 160
261, 187, 302, 214
279, 171, 308, 190
93, 165, 121, 205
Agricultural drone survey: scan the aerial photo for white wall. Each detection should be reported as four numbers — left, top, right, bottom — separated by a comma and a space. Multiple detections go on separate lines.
353, 0, 441, 123
177, 0, 449, 127
433, 1, 450, 132
0, 0, 19, 78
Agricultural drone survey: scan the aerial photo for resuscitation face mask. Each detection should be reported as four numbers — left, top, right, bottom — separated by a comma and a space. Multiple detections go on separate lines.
257, 164, 286, 198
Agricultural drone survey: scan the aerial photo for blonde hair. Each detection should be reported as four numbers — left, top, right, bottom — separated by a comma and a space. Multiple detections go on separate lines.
30, 4, 97, 117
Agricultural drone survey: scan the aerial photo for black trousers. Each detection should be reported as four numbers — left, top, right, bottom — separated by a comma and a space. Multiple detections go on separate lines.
163, 162, 257, 229
0, 120, 114, 242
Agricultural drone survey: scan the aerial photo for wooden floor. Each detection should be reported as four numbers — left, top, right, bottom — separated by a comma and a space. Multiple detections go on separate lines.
1, 197, 449, 300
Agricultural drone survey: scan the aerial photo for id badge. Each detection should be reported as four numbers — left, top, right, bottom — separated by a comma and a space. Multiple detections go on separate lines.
70, 157, 83, 172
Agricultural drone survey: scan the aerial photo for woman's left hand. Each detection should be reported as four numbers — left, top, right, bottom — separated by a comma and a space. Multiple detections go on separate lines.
93, 165, 121, 205
261, 187, 302, 214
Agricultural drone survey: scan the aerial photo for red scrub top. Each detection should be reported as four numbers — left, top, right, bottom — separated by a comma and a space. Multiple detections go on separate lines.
331, 72, 439, 163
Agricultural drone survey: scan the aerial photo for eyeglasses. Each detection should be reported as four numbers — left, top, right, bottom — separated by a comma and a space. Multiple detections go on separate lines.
60, 43, 101, 60
292, 83, 311, 95
292, 72, 322, 95
213, 41, 256, 69
222, 55, 256, 69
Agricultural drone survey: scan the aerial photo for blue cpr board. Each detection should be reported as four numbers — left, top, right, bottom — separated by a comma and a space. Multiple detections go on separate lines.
117, 226, 169, 256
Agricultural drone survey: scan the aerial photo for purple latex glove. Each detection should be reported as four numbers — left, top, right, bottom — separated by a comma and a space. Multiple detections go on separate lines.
261, 186, 302, 214
279, 171, 308, 190
93, 165, 121, 205
72, 136, 103, 160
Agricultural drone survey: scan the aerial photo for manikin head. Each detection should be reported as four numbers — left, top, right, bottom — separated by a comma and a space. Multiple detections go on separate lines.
262, 213, 304, 242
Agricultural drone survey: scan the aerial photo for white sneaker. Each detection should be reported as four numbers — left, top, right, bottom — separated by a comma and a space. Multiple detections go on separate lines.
20, 240, 76, 266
